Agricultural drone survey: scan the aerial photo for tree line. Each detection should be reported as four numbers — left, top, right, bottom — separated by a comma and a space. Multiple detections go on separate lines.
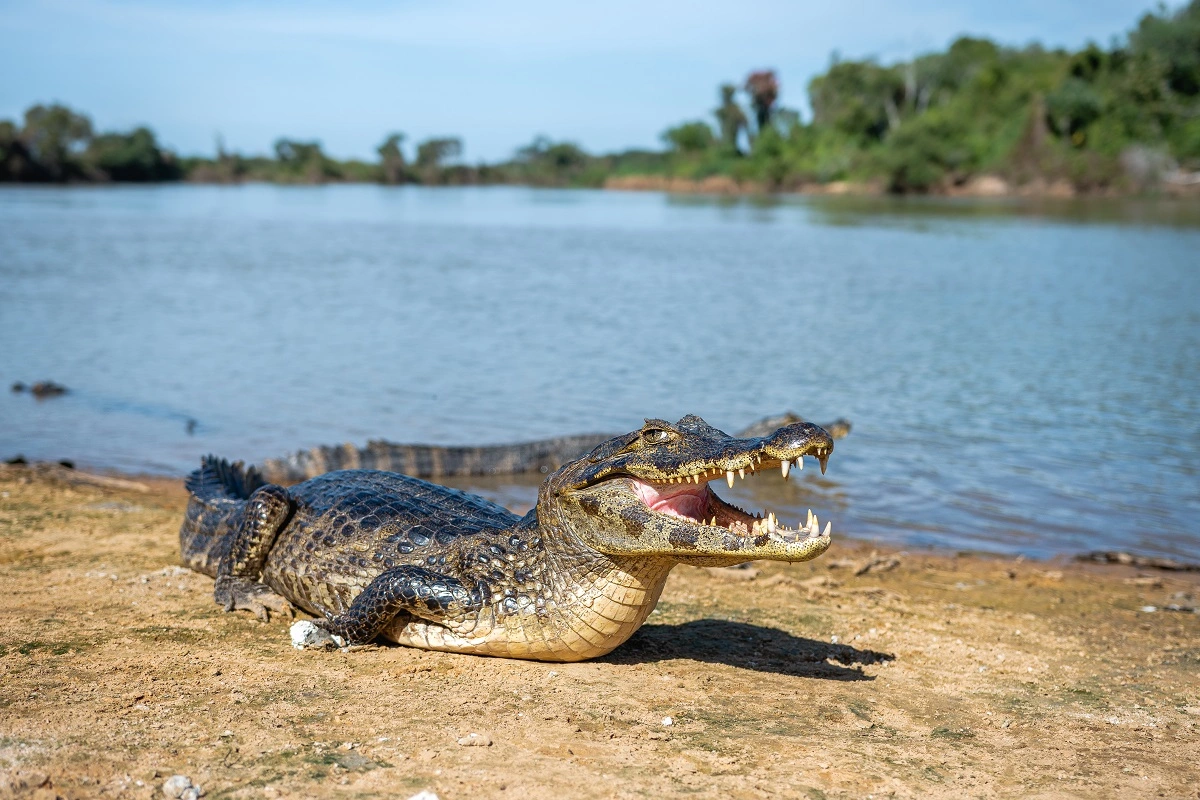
2, 0, 1197, 193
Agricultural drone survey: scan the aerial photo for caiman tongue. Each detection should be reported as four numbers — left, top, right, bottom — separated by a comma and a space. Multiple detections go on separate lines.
633, 481, 709, 519
629, 462, 831, 541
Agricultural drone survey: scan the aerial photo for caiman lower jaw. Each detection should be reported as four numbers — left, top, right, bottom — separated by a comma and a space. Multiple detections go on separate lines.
630, 470, 832, 544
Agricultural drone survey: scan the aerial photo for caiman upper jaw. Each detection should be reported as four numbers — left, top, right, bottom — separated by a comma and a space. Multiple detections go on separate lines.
570, 419, 835, 490
552, 418, 836, 563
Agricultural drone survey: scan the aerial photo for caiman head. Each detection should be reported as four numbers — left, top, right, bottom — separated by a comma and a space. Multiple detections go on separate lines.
541, 415, 835, 567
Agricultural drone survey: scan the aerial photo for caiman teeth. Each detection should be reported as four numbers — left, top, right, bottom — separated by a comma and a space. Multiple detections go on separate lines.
742, 511, 833, 541
781, 460, 790, 479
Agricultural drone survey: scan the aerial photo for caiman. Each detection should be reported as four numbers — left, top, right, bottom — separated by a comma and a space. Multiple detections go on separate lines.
258, 412, 851, 484
180, 415, 835, 661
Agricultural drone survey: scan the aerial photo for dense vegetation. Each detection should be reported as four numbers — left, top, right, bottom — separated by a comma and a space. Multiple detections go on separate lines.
2, 1, 1197, 193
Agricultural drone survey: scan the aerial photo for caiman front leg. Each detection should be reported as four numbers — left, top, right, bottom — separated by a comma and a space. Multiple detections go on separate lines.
215, 484, 295, 621
292, 566, 487, 649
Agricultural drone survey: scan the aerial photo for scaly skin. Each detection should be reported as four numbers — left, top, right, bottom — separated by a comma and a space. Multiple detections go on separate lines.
257, 412, 851, 484
180, 415, 835, 661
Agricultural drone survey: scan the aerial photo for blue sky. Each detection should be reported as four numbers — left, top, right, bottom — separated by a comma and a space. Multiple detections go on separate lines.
0, 0, 1167, 162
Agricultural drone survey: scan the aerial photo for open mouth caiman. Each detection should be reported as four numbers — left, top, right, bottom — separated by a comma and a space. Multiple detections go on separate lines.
180, 415, 835, 661
258, 411, 850, 484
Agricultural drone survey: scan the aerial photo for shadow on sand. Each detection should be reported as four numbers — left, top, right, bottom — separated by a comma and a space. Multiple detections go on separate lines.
603, 619, 892, 681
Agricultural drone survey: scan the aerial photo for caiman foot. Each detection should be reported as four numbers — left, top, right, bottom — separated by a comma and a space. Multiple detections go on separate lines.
291, 566, 485, 648
215, 576, 294, 621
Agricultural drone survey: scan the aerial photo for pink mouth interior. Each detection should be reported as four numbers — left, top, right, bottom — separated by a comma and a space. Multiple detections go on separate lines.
632, 479, 710, 521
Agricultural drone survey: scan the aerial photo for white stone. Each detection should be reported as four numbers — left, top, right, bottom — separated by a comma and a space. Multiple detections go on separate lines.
290, 620, 344, 650
162, 775, 192, 798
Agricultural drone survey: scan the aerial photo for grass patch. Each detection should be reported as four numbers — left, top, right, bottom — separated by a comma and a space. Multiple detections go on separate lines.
132, 625, 206, 644
1063, 686, 1109, 709
15, 639, 89, 656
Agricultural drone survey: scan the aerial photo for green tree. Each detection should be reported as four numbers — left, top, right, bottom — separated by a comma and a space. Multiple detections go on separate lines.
878, 110, 970, 192
273, 138, 336, 183
377, 132, 407, 184
1130, 0, 1200, 97
1045, 77, 1104, 140
510, 136, 598, 186
0, 119, 39, 181
808, 60, 903, 142
713, 84, 749, 154
415, 137, 462, 169
84, 126, 180, 181
20, 103, 93, 180
661, 121, 715, 153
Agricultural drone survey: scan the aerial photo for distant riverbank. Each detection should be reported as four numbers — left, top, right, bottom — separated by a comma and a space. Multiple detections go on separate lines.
603, 172, 1200, 198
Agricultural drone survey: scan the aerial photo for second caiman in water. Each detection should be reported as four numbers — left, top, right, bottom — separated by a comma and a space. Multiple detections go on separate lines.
258, 412, 851, 484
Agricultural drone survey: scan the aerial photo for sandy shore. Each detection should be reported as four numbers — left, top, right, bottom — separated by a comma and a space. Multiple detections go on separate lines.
1, 463, 1197, 799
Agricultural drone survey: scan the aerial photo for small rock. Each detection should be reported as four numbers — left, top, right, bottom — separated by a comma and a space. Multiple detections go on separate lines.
162, 775, 199, 799
456, 732, 492, 747
661, 716, 673, 726
291, 619, 344, 650
406, 792, 440, 800
854, 553, 900, 576
29, 381, 68, 398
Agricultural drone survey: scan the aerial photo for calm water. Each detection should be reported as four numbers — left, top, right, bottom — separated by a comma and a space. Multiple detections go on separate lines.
2, 185, 1198, 560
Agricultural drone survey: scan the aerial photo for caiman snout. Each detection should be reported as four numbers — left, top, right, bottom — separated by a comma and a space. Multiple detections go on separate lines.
759, 421, 834, 474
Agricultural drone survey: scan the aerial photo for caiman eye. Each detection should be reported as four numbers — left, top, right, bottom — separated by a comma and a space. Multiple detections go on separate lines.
642, 428, 672, 444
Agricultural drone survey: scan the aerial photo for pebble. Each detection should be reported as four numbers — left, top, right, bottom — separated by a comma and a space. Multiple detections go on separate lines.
290, 619, 344, 650
162, 775, 203, 799
661, 716, 673, 726
407, 792, 440, 800
456, 732, 492, 747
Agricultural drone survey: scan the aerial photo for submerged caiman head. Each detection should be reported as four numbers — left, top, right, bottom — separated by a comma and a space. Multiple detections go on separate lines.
542, 415, 835, 567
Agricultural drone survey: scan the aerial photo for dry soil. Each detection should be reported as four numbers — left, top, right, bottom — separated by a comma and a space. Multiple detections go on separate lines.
1, 464, 1197, 799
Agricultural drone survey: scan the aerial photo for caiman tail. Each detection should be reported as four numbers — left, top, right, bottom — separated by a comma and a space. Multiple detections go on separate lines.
179, 456, 266, 577
260, 435, 611, 485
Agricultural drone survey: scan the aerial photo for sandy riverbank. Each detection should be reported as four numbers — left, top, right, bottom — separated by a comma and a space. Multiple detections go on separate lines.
1, 463, 1198, 799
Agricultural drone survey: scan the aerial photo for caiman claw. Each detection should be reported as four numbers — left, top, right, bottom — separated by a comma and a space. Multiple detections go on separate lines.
215, 576, 294, 621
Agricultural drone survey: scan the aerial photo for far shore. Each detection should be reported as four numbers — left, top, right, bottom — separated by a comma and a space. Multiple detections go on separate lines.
602, 172, 1200, 199
5, 173, 1199, 199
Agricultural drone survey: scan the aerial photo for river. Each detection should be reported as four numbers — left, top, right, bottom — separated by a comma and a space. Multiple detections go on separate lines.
2, 185, 1197, 560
